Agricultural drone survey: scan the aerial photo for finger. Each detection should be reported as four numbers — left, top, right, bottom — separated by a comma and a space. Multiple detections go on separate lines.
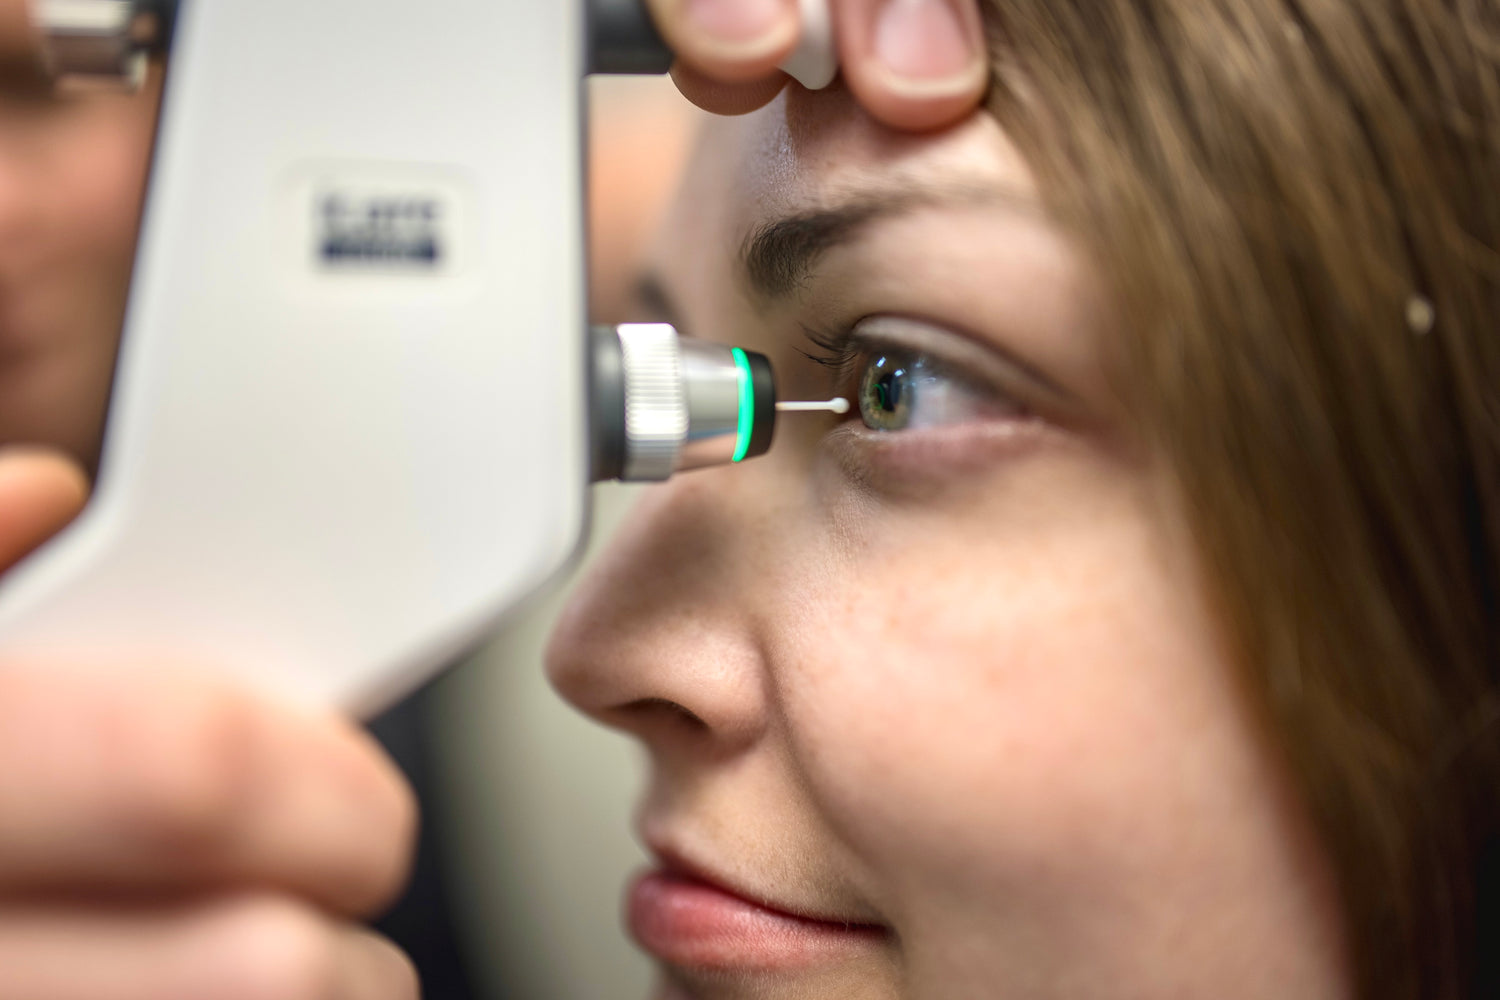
668, 60, 789, 116
0, 667, 417, 918
0, 448, 89, 572
834, 0, 989, 131
646, 0, 801, 84
0, 895, 419, 1000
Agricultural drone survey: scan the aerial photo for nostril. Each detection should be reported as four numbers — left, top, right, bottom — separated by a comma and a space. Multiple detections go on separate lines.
542, 483, 772, 750
617, 697, 711, 734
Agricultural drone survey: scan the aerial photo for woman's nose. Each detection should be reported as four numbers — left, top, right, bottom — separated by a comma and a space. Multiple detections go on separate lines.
546, 470, 776, 756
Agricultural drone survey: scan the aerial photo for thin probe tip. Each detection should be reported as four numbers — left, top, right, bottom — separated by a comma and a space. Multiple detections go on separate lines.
776, 397, 850, 414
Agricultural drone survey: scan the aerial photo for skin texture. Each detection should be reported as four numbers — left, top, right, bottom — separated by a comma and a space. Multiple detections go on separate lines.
548, 85, 1355, 999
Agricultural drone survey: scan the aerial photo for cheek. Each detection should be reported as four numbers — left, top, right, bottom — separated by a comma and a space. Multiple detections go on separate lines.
771, 456, 1285, 927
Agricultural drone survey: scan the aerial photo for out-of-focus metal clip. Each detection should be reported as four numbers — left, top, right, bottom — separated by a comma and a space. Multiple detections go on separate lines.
34, 0, 171, 90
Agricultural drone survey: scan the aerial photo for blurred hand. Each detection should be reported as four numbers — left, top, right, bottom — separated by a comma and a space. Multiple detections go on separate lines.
0, 447, 421, 1000
647, 0, 989, 128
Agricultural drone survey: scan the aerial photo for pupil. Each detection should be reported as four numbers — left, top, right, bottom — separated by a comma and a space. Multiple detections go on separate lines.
859, 353, 915, 432
877, 370, 904, 412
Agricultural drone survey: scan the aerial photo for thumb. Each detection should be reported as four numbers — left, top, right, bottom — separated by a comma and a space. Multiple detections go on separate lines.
0, 447, 89, 572
645, 0, 800, 83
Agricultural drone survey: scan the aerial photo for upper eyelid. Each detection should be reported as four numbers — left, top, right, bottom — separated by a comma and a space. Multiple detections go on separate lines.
816, 316, 1074, 411
799, 322, 861, 374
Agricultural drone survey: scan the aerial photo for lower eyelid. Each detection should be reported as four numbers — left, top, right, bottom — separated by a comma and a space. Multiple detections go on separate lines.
822, 415, 1058, 486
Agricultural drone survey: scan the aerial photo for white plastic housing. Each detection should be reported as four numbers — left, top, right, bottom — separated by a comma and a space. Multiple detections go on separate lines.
0, 0, 590, 713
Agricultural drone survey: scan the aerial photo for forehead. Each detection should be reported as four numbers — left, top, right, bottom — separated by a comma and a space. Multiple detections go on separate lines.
675, 82, 1040, 239
649, 84, 1116, 415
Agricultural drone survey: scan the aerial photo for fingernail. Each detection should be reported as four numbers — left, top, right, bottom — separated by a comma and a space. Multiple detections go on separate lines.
873, 0, 984, 93
684, 0, 797, 57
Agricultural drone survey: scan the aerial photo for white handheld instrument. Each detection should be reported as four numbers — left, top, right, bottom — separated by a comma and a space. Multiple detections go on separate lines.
0, 0, 836, 713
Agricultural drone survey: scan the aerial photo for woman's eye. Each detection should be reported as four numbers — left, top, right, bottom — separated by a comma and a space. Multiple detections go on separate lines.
859, 352, 915, 431
854, 347, 1023, 432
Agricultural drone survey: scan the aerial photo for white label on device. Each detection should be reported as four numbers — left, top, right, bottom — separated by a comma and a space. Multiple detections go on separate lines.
278, 163, 479, 289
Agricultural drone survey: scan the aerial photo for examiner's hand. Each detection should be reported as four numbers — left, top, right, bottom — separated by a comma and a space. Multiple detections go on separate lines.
0, 448, 420, 1000
648, 0, 989, 129
0, 0, 987, 130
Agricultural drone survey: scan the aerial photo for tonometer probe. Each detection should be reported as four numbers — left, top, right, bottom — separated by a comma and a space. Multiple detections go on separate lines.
35, 0, 844, 486
0, 0, 845, 712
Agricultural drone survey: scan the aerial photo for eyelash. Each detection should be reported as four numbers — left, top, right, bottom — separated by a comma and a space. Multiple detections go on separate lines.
798, 319, 1040, 437
798, 322, 863, 378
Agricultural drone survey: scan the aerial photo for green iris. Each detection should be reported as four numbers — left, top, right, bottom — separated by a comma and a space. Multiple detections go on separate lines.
859, 353, 914, 431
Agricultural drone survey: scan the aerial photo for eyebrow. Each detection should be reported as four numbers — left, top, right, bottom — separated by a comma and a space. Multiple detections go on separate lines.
738, 182, 1038, 304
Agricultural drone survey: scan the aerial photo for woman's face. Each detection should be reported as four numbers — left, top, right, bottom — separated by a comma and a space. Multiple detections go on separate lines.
548, 84, 1351, 1000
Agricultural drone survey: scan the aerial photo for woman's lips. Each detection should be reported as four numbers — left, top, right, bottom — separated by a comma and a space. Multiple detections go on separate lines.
627, 867, 887, 972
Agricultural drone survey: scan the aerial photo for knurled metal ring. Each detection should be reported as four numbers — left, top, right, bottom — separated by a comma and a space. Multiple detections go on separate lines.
617, 323, 686, 481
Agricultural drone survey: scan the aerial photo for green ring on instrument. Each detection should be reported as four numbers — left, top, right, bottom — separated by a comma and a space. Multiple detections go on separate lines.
731, 348, 754, 463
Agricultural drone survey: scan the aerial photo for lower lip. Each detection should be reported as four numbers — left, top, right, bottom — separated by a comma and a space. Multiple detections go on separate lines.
627, 869, 884, 972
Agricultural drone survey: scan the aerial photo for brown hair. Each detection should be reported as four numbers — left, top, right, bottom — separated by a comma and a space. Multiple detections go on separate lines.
978, 1, 1500, 996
